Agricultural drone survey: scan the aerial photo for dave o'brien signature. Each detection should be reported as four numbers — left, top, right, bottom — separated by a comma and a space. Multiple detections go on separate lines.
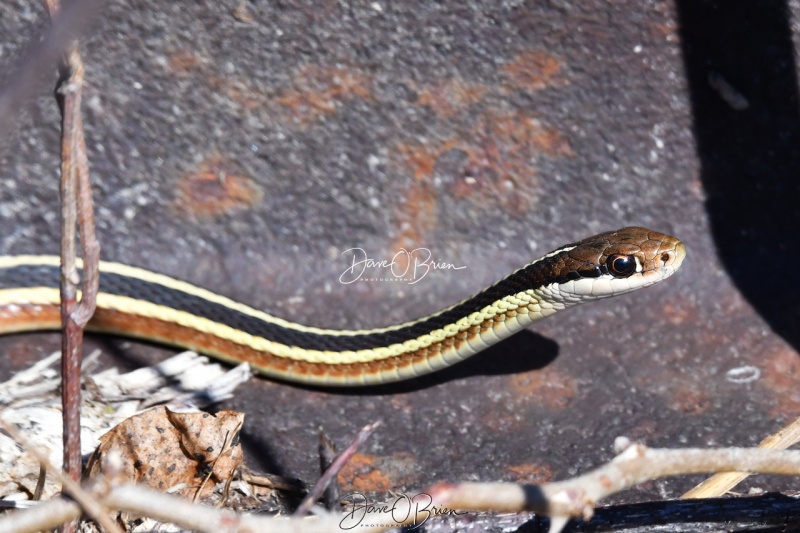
339, 247, 466, 285
339, 492, 466, 530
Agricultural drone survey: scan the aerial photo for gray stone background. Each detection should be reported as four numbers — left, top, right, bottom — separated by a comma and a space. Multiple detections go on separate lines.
1, 0, 800, 513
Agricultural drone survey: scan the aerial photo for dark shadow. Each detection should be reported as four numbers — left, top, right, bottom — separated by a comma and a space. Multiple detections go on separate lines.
297, 329, 560, 396
237, 429, 300, 486
676, 1, 800, 347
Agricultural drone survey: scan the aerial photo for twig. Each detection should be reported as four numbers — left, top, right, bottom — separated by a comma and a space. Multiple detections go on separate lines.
56, 43, 84, 488
318, 430, 339, 510
42, 0, 101, 489
240, 471, 306, 493
0, 497, 81, 533
192, 419, 244, 504
0, 415, 123, 533
682, 414, 800, 498
33, 465, 46, 501
0, 483, 346, 533
415, 445, 800, 532
5, 445, 800, 533
294, 420, 382, 516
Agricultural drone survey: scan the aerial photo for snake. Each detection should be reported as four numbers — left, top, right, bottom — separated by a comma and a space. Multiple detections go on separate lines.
0, 227, 685, 386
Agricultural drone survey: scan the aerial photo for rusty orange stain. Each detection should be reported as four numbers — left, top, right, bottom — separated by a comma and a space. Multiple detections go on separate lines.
624, 420, 658, 441
389, 392, 413, 412
651, 2, 678, 40
166, 51, 266, 114
444, 111, 568, 215
337, 453, 393, 493
336, 452, 419, 493
482, 411, 525, 432
166, 49, 206, 75
667, 384, 711, 415
200, 65, 372, 124
205, 74, 267, 113
399, 139, 459, 182
389, 141, 458, 255
416, 78, 488, 118
662, 299, 696, 326
175, 153, 263, 217
276, 65, 373, 125
389, 111, 572, 249
502, 51, 565, 91
761, 345, 800, 416
507, 367, 578, 410
478, 111, 573, 159
390, 179, 437, 260
231, 1, 255, 23
222, 78, 265, 112
505, 463, 553, 484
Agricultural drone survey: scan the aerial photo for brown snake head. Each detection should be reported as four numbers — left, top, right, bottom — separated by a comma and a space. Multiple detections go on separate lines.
526, 226, 686, 303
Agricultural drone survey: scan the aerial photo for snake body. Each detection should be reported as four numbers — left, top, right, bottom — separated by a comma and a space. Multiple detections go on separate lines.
0, 227, 685, 386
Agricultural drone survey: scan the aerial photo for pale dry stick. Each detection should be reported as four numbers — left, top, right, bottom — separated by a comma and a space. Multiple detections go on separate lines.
0, 416, 123, 533
6, 446, 800, 533
0, 497, 80, 533
240, 471, 306, 493
391, 446, 800, 532
0, 484, 346, 533
682, 415, 800, 498
42, 0, 102, 487
105, 485, 347, 533
294, 420, 382, 517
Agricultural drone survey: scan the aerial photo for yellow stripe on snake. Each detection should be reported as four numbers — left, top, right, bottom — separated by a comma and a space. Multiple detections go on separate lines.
0, 227, 685, 386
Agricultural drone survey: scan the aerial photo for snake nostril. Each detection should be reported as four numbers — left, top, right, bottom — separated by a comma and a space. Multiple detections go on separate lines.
661, 252, 671, 263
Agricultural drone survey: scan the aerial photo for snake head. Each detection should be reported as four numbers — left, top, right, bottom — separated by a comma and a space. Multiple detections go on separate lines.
529, 227, 686, 302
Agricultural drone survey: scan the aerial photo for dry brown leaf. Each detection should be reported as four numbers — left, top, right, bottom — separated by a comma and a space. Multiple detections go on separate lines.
86, 406, 244, 499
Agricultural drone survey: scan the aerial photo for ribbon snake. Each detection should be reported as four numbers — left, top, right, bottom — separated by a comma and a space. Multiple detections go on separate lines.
0, 227, 685, 386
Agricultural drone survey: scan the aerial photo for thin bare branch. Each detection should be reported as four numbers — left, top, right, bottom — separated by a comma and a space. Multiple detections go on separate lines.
56, 51, 85, 488
4, 445, 800, 533
240, 471, 306, 493
318, 430, 339, 510
0, 497, 81, 533
71, 82, 100, 327
42, 0, 101, 492
418, 445, 800, 524
0, 483, 346, 533
294, 420, 382, 516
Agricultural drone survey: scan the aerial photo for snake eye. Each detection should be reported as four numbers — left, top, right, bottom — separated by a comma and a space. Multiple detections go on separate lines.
606, 254, 637, 278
